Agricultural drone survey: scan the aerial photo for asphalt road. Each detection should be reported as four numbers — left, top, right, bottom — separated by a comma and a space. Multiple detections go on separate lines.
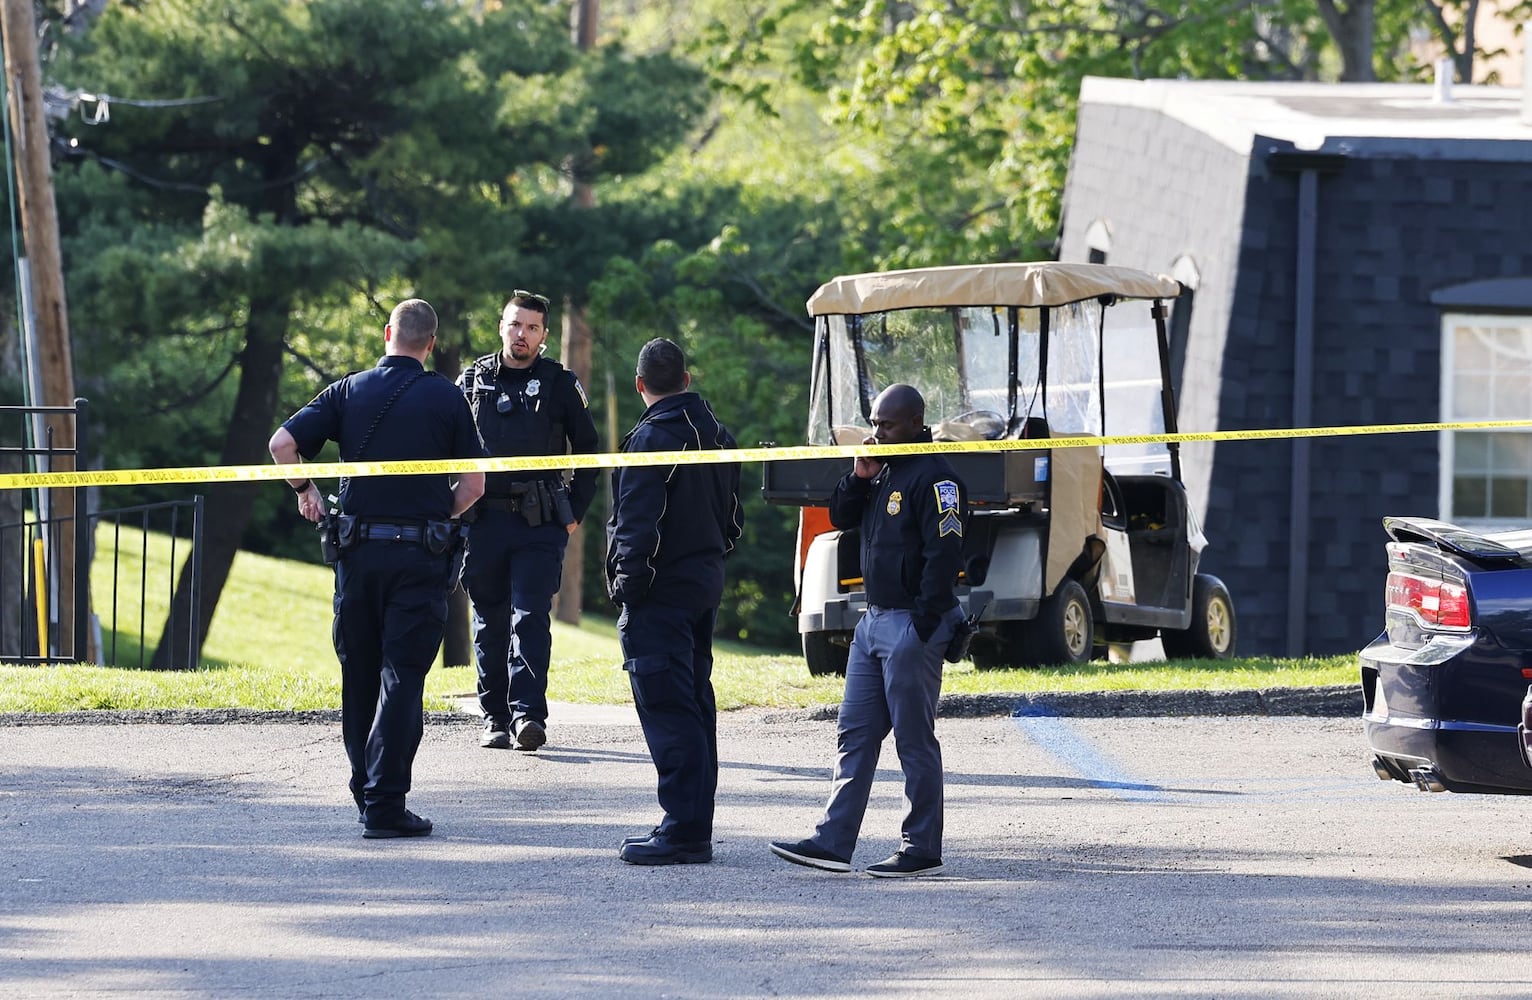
3, 701, 1531, 999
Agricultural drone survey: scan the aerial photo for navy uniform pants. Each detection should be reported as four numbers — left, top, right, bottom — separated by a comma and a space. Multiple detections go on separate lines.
332, 540, 452, 824
618, 600, 719, 844
812, 605, 961, 861
462, 507, 569, 728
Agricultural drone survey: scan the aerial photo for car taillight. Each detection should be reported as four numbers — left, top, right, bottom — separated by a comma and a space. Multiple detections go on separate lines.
1385, 571, 1471, 630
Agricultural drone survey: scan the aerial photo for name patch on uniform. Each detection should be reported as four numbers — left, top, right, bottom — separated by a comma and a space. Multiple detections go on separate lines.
934, 480, 962, 537
886, 490, 902, 516
573, 378, 589, 408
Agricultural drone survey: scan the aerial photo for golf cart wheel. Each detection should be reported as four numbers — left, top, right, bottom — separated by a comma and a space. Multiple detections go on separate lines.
1028, 579, 1094, 666
803, 631, 851, 676
1162, 574, 1237, 659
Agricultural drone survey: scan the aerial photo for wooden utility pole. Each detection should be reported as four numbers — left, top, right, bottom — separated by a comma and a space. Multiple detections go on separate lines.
2, 0, 86, 659
555, 0, 598, 626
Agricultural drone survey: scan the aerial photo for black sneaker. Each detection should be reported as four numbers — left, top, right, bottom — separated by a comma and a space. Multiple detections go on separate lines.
514, 719, 547, 752
768, 838, 852, 873
480, 718, 511, 750
865, 851, 944, 878
362, 809, 433, 840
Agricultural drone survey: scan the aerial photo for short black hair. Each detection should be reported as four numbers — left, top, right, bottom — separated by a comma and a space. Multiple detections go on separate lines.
636, 338, 686, 395
506, 290, 550, 322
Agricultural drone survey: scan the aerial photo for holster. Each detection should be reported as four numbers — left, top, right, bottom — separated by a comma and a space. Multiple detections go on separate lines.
317, 513, 358, 565
944, 616, 978, 664
317, 514, 339, 566
424, 520, 454, 555
548, 481, 574, 526
521, 487, 544, 527
944, 597, 988, 664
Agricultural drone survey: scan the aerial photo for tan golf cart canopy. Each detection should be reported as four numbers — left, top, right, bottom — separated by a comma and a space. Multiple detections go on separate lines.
806, 262, 1182, 316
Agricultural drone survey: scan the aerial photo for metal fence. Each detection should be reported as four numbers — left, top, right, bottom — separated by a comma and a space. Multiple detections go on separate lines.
0, 399, 205, 668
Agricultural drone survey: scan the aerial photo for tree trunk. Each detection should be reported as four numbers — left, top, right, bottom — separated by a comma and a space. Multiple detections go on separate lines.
1316, 0, 1377, 82
555, 0, 599, 627
431, 325, 473, 669
150, 291, 290, 669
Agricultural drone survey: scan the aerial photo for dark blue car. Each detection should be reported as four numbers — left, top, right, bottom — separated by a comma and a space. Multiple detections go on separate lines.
1361, 516, 1532, 795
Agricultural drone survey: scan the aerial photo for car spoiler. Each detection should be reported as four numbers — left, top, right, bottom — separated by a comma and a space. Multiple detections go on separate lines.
1382, 516, 1532, 565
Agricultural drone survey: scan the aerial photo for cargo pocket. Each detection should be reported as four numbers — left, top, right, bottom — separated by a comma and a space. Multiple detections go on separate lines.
623, 654, 680, 714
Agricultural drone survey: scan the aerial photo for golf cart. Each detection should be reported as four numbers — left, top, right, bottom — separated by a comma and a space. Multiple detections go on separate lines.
762, 262, 1236, 675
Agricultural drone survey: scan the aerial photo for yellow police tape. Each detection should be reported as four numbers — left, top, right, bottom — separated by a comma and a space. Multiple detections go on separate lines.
3, 418, 1532, 491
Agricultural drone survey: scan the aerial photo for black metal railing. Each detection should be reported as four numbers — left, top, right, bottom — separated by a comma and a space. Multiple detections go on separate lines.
0, 399, 205, 668
93, 497, 205, 669
0, 398, 90, 663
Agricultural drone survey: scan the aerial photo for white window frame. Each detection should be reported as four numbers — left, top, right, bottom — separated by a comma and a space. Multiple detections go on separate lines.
1438, 311, 1532, 527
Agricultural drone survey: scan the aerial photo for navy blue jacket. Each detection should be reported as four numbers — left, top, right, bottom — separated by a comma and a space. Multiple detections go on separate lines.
283, 355, 485, 520
605, 392, 744, 609
829, 434, 966, 633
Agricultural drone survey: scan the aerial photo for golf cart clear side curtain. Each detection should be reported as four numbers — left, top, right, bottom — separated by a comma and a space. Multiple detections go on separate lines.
1100, 298, 1173, 476
808, 315, 875, 445
1043, 300, 1103, 436
807, 320, 832, 445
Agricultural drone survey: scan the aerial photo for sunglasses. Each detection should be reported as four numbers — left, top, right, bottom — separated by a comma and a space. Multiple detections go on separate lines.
512, 289, 551, 308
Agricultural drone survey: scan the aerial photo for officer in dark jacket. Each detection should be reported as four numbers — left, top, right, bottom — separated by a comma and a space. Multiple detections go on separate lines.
458, 291, 600, 753
770, 383, 966, 877
269, 298, 486, 838
606, 338, 744, 866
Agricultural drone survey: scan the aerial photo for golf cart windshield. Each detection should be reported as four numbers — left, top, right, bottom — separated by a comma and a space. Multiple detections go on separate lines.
805, 280, 1176, 476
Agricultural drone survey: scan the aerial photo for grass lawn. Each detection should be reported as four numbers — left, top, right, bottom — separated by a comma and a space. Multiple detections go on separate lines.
0, 524, 1358, 714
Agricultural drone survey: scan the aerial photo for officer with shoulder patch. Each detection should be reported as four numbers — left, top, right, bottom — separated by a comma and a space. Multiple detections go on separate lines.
269, 298, 486, 838
769, 383, 967, 878
458, 290, 600, 753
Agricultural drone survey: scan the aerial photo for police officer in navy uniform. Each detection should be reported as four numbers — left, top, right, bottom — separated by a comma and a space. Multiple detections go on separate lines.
770, 383, 966, 877
607, 338, 744, 865
269, 298, 486, 838
458, 291, 600, 752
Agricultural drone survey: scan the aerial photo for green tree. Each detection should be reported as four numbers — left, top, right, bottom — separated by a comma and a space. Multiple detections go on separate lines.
696, 0, 1443, 271
51, 0, 707, 666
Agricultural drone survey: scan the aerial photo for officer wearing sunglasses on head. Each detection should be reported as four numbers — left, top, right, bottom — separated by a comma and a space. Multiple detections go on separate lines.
457, 290, 601, 753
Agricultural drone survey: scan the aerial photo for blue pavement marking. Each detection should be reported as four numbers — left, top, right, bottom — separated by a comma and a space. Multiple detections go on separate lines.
1011, 708, 1167, 803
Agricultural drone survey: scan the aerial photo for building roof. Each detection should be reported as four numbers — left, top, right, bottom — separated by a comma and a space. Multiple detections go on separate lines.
1080, 77, 1532, 156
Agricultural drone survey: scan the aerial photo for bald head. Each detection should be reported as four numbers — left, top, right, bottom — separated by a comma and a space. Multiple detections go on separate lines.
869, 383, 926, 445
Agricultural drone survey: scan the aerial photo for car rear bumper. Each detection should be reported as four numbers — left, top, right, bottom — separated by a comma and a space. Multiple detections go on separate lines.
1360, 632, 1532, 795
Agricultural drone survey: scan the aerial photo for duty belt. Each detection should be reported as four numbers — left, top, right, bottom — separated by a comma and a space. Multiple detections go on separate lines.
479, 482, 545, 513
356, 521, 424, 543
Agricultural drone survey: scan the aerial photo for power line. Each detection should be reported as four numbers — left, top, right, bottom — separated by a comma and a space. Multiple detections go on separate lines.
44, 86, 224, 125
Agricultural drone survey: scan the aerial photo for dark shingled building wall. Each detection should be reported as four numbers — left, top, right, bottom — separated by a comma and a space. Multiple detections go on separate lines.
1062, 98, 1532, 655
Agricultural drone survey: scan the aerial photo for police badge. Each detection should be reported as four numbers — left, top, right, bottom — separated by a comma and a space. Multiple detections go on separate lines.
886, 490, 902, 516
525, 379, 541, 397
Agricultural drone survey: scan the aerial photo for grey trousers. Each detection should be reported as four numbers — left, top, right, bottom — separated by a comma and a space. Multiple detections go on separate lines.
813, 604, 958, 861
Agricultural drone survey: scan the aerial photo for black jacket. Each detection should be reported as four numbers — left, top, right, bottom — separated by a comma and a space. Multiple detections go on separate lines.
605, 392, 744, 609
457, 354, 601, 522
829, 436, 966, 634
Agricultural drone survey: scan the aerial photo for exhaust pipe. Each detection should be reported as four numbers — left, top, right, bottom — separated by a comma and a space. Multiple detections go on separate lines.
1408, 766, 1447, 793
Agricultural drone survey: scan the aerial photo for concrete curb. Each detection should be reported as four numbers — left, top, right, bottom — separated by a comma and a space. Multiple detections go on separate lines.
0, 685, 1359, 727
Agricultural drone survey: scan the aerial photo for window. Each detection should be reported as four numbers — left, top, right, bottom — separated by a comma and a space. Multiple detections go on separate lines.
1084, 219, 1111, 265
1440, 313, 1532, 524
